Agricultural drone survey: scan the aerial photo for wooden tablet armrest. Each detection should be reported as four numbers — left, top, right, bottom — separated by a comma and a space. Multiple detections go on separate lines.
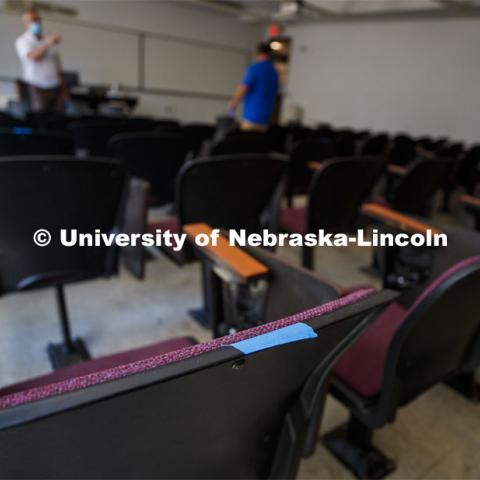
416, 146, 435, 160
361, 203, 443, 235
460, 194, 480, 210
308, 161, 323, 171
272, 152, 289, 162
183, 223, 269, 282
387, 164, 408, 176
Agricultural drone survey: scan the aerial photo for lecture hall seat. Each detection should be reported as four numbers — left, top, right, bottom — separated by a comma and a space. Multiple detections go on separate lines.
361, 133, 390, 157
26, 112, 71, 131
209, 132, 273, 156
281, 157, 386, 270
457, 145, 480, 195
388, 134, 416, 167
69, 119, 127, 156
0, 157, 127, 369
183, 223, 342, 337
381, 157, 452, 217
0, 228, 395, 478
332, 129, 356, 157
182, 123, 215, 157
0, 128, 74, 156
109, 131, 190, 206
148, 154, 286, 265
460, 194, 480, 231
324, 256, 480, 479
70, 117, 159, 157
284, 138, 336, 206
361, 202, 480, 292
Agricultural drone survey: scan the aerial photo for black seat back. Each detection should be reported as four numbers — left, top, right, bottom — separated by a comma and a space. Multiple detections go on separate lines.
182, 123, 215, 156
177, 154, 285, 232
122, 116, 158, 132
285, 125, 316, 152
0, 112, 13, 125
390, 158, 451, 215
0, 113, 31, 129
390, 134, 416, 166
26, 112, 70, 131
0, 129, 73, 156
0, 157, 126, 293
243, 245, 340, 324
387, 258, 480, 405
333, 130, 356, 157
0, 286, 394, 479
287, 139, 336, 198
110, 132, 189, 205
69, 120, 126, 156
438, 142, 464, 159
210, 133, 272, 156
416, 136, 435, 153
307, 157, 386, 233
154, 118, 181, 132
361, 134, 390, 156
267, 124, 288, 153
457, 145, 480, 193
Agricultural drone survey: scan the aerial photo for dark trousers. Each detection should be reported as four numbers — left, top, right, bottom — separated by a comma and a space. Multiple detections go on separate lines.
29, 85, 64, 113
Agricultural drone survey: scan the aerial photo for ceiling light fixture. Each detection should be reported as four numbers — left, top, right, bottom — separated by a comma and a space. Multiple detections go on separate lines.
270, 41, 283, 51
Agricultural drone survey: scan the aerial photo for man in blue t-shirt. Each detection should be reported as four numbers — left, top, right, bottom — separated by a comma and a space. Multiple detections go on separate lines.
228, 43, 279, 132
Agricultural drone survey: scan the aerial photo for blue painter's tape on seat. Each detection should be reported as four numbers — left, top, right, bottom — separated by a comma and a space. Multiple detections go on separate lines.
231, 323, 318, 355
13, 127, 33, 135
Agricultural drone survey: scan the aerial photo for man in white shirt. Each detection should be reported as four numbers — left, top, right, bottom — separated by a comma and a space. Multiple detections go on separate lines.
15, 9, 68, 113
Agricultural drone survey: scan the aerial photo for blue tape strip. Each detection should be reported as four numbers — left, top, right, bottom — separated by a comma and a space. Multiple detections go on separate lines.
231, 323, 317, 355
13, 127, 33, 135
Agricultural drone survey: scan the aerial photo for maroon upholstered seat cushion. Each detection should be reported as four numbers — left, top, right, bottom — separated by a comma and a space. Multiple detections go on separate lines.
333, 302, 407, 398
0, 288, 375, 410
333, 256, 480, 399
0, 337, 196, 398
280, 207, 307, 234
147, 217, 187, 264
370, 198, 391, 209
148, 217, 180, 235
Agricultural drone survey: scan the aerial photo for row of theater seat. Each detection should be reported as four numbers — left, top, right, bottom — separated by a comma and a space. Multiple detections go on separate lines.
3, 111, 478, 213
1, 112, 479, 246
1, 117, 478, 286
1, 124, 477, 214
1, 110, 478, 167
0, 111, 479, 477
0, 156, 479, 478
0, 119, 214, 158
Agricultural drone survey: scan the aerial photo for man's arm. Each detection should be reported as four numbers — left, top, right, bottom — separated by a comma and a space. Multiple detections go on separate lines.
228, 84, 248, 111
228, 64, 254, 112
25, 33, 61, 61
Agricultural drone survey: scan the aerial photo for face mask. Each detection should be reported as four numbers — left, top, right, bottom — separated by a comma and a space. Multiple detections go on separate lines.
29, 21, 42, 36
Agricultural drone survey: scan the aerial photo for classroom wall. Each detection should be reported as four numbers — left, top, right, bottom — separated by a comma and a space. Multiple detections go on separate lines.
49, 0, 258, 50
285, 17, 480, 143
0, 0, 262, 122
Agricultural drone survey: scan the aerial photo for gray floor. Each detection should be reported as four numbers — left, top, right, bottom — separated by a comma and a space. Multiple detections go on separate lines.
1, 214, 479, 478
